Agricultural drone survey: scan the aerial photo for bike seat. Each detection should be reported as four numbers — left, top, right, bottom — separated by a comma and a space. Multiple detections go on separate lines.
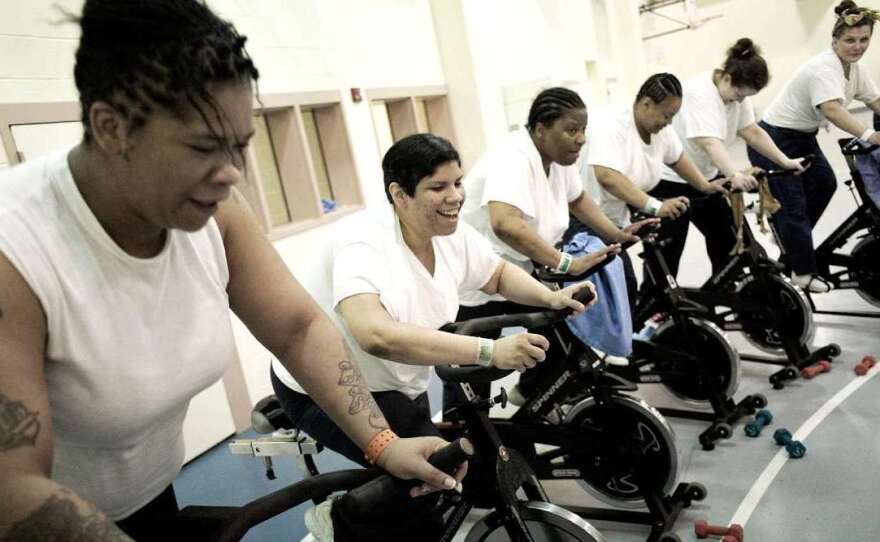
251, 395, 295, 434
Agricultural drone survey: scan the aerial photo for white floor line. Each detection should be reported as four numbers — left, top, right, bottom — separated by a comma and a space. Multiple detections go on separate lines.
730, 366, 880, 527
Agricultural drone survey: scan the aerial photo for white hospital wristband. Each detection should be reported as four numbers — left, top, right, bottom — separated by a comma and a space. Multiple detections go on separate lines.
860, 128, 876, 142
475, 338, 494, 367
553, 252, 573, 274
643, 197, 663, 216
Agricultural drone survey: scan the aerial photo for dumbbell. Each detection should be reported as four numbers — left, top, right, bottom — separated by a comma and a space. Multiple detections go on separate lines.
694, 520, 744, 540
722, 537, 740, 542
855, 355, 876, 376
801, 360, 831, 379
744, 409, 772, 438
773, 429, 806, 458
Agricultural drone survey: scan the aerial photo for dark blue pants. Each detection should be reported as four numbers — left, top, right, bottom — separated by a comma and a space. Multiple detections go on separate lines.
747, 121, 837, 274
270, 370, 445, 542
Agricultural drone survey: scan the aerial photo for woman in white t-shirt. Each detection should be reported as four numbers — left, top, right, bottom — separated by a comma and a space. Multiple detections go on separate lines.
581, 73, 730, 297
656, 39, 805, 282
456, 87, 655, 403
271, 134, 595, 541
748, 1, 880, 292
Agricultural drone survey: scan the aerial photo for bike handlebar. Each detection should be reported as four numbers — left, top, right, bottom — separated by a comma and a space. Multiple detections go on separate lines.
337, 438, 474, 518
435, 288, 595, 384
212, 469, 382, 542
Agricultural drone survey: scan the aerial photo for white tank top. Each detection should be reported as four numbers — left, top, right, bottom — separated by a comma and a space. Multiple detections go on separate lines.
0, 150, 236, 520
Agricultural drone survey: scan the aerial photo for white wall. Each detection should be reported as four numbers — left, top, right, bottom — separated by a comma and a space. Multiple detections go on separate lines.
643, 0, 880, 113
430, 0, 647, 170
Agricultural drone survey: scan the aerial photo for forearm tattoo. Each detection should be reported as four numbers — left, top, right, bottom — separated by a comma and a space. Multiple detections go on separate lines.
337, 360, 387, 430
3, 489, 132, 542
0, 391, 40, 452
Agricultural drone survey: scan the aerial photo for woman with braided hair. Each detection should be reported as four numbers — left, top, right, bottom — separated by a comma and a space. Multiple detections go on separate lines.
452, 87, 656, 407
580, 73, 731, 301
653, 38, 806, 284
0, 1, 462, 540
748, 0, 880, 293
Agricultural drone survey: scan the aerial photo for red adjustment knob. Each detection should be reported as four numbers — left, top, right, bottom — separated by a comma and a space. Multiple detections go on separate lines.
801, 360, 831, 379
855, 356, 877, 376
694, 520, 744, 540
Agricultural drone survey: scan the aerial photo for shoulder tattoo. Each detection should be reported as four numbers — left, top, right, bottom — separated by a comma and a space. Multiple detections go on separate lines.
0, 391, 40, 452
3, 488, 132, 541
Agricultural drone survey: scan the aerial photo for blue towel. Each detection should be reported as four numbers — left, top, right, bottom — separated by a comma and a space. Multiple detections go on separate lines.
855, 146, 880, 209
562, 233, 633, 357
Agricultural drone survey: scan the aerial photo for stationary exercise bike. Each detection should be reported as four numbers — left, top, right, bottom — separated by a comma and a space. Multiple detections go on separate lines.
438, 289, 705, 542
232, 392, 606, 541
809, 137, 880, 318
635, 168, 840, 390
534, 233, 766, 451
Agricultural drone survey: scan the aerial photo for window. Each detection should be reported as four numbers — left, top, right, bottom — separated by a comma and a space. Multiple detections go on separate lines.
367, 86, 457, 157
241, 91, 365, 238
0, 92, 365, 239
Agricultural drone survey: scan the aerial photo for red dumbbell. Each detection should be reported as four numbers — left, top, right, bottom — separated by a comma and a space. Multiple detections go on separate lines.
855, 355, 877, 376
801, 360, 831, 379
723, 537, 740, 542
694, 520, 744, 540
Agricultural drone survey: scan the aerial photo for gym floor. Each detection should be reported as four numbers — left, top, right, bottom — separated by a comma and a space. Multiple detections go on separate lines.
174, 110, 880, 542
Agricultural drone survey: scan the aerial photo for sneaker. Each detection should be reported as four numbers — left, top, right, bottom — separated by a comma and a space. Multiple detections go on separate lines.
592, 347, 629, 367
791, 272, 832, 293
603, 354, 630, 367
508, 384, 527, 407
304, 498, 335, 542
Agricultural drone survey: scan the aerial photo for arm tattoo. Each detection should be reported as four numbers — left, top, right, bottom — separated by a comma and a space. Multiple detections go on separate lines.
0, 391, 40, 452
3, 489, 132, 542
337, 360, 388, 430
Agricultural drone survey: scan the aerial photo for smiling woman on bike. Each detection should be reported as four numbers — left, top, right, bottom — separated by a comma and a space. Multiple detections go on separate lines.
748, 0, 880, 293
0, 1, 462, 539
271, 133, 595, 541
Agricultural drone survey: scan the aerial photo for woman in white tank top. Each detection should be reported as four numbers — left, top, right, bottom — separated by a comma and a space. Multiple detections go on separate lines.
0, 1, 462, 539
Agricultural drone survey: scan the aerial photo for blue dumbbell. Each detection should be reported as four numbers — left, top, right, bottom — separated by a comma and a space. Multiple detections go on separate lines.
744, 409, 773, 437
773, 429, 806, 458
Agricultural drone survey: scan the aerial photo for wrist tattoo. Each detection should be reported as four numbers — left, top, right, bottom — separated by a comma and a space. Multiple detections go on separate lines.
4, 488, 132, 541
0, 391, 40, 452
337, 360, 387, 430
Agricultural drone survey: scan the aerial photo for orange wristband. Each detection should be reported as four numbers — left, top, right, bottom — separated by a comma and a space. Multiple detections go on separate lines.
364, 429, 399, 465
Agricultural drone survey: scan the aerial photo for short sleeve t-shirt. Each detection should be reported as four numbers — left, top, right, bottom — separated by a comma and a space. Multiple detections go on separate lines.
763, 49, 880, 132
664, 72, 756, 182
273, 206, 500, 399
459, 127, 582, 305
580, 105, 683, 226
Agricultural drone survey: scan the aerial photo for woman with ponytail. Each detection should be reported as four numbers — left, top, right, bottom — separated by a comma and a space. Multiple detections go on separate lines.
748, 1, 880, 293
650, 38, 805, 283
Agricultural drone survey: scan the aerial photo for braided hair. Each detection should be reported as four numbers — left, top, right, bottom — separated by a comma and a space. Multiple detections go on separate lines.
526, 87, 586, 131
635, 73, 682, 105
721, 38, 769, 91
64, 0, 259, 145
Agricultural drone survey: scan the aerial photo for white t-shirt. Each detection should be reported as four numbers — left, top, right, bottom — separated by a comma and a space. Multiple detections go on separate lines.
273, 206, 499, 399
459, 127, 583, 305
581, 105, 684, 227
0, 150, 235, 520
664, 72, 756, 182
763, 49, 880, 132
